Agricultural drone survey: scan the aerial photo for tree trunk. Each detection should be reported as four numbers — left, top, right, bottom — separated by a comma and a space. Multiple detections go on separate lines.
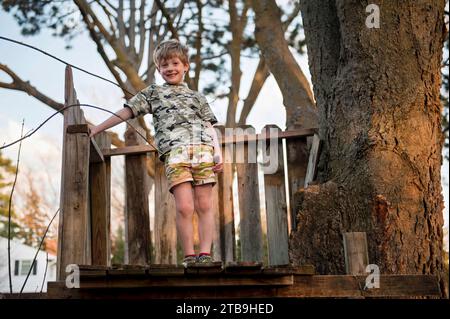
290, 0, 447, 296
252, 0, 318, 130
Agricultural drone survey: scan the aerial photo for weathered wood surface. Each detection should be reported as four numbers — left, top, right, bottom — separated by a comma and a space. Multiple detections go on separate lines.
304, 133, 321, 187
343, 232, 369, 275
220, 127, 317, 145
154, 155, 177, 264
215, 125, 236, 262
124, 120, 151, 264
57, 66, 91, 280
262, 125, 289, 266
235, 125, 263, 262
103, 144, 156, 157
43, 274, 441, 299
286, 130, 309, 232
89, 132, 111, 266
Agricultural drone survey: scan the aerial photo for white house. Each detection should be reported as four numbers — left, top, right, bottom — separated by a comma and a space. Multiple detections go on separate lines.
0, 236, 56, 293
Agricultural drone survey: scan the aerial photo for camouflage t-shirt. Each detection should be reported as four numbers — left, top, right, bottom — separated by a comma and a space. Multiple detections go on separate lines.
124, 82, 218, 161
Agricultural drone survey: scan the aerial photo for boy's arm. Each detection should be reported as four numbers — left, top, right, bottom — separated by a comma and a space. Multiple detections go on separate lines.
205, 122, 223, 172
89, 107, 133, 137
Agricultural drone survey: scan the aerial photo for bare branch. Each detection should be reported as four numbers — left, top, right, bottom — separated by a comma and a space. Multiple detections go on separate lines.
77, 6, 129, 97
154, 0, 180, 39
0, 63, 64, 111
0, 63, 124, 148
137, 0, 147, 65
193, 0, 204, 91
129, 0, 136, 55
238, 57, 270, 125
118, 0, 127, 47
74, 0, 146, 90
94, 0, 118, 36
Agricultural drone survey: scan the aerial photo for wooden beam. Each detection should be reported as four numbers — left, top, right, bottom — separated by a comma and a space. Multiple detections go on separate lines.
220, 127, 318, 145
343, 232, 369, 275
89, 132, 111, 266
100, 128, 319, 158
235, 125, 263, 263
154, 155, 177, 264
124, 120, 151, 265
89, 138, 104, 163
304, 133, 322, 187
286, 129, 309, 232
262, 125, 289, 266
103, 144, 156, 157
215, 125, 236, 263
45, 274, 441, 299
57, 66, 91, 280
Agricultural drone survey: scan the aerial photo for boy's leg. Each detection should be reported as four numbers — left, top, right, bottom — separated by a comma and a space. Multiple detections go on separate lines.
193, 183, 215, 255
172, 181, 195, 256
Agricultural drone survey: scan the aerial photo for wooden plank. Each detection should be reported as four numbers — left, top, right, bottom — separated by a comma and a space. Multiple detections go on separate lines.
262, 265, 315, 276
343, 232, 369, 275
89, 132, 111, 266
185, 262, 224, 275
211, 179, 222, 261
286, 128, 310, 232
89, 138, 104, 163
235, 125, 263, 262
225, 262, 263, 275
304, 133, 321, 187
154, 154, 177, 264
45, 274, 441, 299
147, 265, 185, 276
66, 124, 89, 134
262, 125, 289, 266
215, 125, 236, 262
278, 275, 441, 298
103, 144, 156, 157
57, 66, 91, 280
220, 128, 318, 145
51, 275, 293, 289
124, 120, 152, 265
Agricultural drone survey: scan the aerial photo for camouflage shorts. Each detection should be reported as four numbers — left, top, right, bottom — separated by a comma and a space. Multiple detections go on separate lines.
164, 144, 217, 193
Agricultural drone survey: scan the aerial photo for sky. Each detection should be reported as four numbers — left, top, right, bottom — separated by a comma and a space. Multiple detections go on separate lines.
0, 5, 448, 250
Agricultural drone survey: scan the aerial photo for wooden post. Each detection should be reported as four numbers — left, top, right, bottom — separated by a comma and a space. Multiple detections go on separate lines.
89, 132, 111, 266
57, 66, 91, 280
262, 125, 289, 266
286, 126, 309, 233
304, 134, 322, 187
343, 232, 369, 275
235, 125, 263, 262
154, 156, 177, 264
211, 182, 222, 261
124, 120, 151, 265
215, 125, 236, 262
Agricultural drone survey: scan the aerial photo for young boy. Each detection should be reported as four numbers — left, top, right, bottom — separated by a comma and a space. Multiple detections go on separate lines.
89, 39, 223, 267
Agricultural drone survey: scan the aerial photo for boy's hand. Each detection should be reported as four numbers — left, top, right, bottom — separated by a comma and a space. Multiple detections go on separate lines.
213, 153, 223, 173
88, 124, 97, 138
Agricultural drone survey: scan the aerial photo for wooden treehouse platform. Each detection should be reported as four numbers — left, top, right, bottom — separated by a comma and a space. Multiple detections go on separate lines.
33, 65, 441, 300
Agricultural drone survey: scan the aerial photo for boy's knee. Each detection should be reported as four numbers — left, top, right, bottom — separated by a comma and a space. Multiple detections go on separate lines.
176, 202, 195, 217
195, 197, 212, 214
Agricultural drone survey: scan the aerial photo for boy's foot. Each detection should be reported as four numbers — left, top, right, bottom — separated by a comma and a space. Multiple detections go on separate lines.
182, 255, 197, 268
196, 254, 213, 264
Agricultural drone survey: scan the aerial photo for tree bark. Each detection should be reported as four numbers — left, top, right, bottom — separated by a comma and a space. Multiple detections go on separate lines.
252, 0, 317, 130
290, 0, 447, 296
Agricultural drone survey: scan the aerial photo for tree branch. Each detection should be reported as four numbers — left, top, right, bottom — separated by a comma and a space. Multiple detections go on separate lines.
154, 0, 180, 39
0, 63, 124, 147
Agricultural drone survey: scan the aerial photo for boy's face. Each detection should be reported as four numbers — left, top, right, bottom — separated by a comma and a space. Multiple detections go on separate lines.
158, 56, 189, 85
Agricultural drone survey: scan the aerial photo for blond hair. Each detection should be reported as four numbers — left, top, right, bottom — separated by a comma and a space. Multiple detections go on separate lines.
153, 39, 189, 67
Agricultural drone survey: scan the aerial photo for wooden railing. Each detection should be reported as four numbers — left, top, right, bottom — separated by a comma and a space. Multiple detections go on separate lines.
56, 66, 321, 280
